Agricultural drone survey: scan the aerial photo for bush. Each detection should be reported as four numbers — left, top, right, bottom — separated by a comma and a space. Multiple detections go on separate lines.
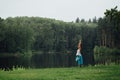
94, 46, 120, 65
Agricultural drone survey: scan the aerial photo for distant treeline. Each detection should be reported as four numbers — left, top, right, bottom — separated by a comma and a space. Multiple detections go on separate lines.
0, 16, 97, 53
0, 7, 120, 69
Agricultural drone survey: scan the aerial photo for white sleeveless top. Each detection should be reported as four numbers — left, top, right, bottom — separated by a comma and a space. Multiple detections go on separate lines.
76, 49, 81, 56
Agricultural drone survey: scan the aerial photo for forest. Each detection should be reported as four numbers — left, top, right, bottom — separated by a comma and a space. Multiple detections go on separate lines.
0, 7, 120, 69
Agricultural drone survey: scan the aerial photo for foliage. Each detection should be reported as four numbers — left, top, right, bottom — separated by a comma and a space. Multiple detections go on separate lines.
0, 17, 35, 53
0, 17, 97, 54
96, 6, 120, 48
94, 46, 120, 64
94, 6, 120, 65
0, 16, 97, 67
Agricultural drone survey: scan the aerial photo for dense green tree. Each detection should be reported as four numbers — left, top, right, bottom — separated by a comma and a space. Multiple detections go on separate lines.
104, 6, 120, 48
0, 17, 35, 53
94, 6, 120, 64
88, 19, 92, 23
0, 18, 5, 52
80, 19, 85, 23
92, 16, 97, 23
75, 17, 80, 23
96, 6, 120, 48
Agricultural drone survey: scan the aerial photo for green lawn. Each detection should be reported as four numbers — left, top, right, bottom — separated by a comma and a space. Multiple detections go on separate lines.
0, 65, 120, 80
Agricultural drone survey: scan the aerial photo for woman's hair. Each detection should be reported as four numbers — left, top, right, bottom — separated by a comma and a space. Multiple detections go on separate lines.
78, 40, 82, 49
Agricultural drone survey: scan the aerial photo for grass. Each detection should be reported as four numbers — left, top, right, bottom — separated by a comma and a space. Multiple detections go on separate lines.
0, 65, 120, 80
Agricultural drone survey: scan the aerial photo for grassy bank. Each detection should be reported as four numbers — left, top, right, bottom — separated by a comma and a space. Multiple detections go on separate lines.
0, 65, 120, 80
